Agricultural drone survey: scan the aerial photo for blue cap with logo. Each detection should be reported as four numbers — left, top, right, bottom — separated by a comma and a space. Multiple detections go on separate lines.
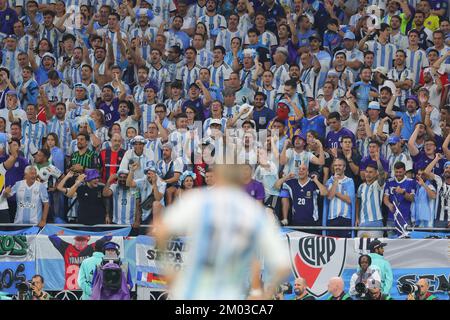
388, 136, 401, 144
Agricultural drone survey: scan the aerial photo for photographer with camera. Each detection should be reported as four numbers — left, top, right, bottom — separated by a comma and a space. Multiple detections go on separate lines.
327, 277, 352, 300
365, 279, 393, 300
293, 277, 316, 300
405, 278, 438, 300
349, 254, 381, 298
17, 275, 51, 300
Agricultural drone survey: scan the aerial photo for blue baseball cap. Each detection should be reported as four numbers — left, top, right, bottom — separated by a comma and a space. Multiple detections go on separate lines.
388, 136, 401, 144
444, 161, 450, 169
6, 90, 18, 97
103, 241, 120, 251
343, 31, 355, 40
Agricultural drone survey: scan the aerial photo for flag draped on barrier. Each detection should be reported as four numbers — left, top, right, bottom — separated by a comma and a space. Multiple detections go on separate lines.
0, 226, 448, 299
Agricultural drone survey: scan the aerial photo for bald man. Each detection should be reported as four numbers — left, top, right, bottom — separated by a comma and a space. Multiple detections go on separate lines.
407, 279, 438, 300
293, 277, 316, 300
327, 277, 352, 300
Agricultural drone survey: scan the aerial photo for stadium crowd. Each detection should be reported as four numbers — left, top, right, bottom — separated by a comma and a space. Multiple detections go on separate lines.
0, 0, 449, 238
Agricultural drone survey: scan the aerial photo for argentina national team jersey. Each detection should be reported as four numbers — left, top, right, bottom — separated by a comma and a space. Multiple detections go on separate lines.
196, 48, 214, 68
151, 0, 176, 22
283, 178, 320, 223
215, 29, 243, 52
387, 152, 413, 176
405, 48, 428, 85
209, 62, 232, 91
133, 84, 147, 104
387, 67, 413, 110
47, 117, 72, 156
110, 184, 137, 225
325, 176, 355, 220
258, 86, 277, 111
283, 149, 313, 177
188, 3, 207, 18
270, 64, 290, 90
21, 120, 46, 161
144, 138, 163, 165
134, 178, 166, 221
176, 64, 201, 96
366, 40, 396, 70
198, 14, 227, 37
300, 66, 320, 98
0, 49, 20, 81
149, 64, 170, 100
357, 181, 384, 224
162, 187, 288, 300
96, 29, 127, 65
43, 82, 71, 103
12, 180, 49, 224
140, 103, 156, 135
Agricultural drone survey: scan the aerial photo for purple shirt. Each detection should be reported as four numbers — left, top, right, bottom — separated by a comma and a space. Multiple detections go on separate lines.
98, 98, 120, 127
412, 151, 447, 175
325, 127, 356, 149
244, 179, 265, 201
0, 7, 18, 35
384, 177, 416, 221
360, 156, 389, 173
0, 155, 29, 187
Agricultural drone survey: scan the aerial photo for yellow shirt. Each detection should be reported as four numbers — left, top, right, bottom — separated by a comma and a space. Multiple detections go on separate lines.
412, 15, 440, 32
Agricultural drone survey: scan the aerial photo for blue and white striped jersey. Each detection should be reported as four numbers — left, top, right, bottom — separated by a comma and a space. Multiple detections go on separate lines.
96, 29, 127, 65
140, 103, 157, 135
215, 29, 243, 52
148, 64, 170, 101
257, 86, 277, 111
0, 49, 20, 82
43, 81, 72, 103
387, 67, 414, 110
187, 3, 207, 18
239, 67, 256, 89
357, 181, 384, 223
203, 117, 228, 133
12, 180, 49, 224
270, 64, 290, 90
300, 66, 321, 98
209, 62, 232, 91
134, 177, 166, 221
325, 176, 355, 220
282, 149, 314, 177
198, 14, 227, 37
47, 117, 72, 156
366, 40, 396, 70
133, 84, 147, 105
176, 64, 201, 96
162, 187, 288, 300
90, 0, 119, 11
151, 0, 176, 22
196, 48, 214, 68
38, 26, 62, 58
387, 151, 413, 177
405, 48, 428, 85
109, 184, 137, 225
21, 120, 46, 161
144, 138, 163, 165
